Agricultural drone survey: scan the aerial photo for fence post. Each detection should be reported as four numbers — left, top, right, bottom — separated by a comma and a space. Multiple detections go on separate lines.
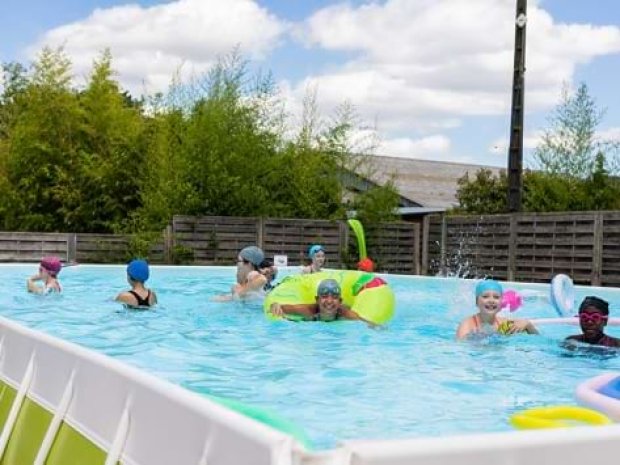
413, 223, 421, 275
67, 233, 77, 263
163, 224, 173, 264
507, 214, 517, 282
414, 215, 431, 276
256, 217, 265, 250
438, 215, 447, 275
592, 213, 603, 286
339, 221, 349, 269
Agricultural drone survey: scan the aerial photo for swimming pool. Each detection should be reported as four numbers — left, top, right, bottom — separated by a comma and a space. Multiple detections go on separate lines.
1, 264, 619, 450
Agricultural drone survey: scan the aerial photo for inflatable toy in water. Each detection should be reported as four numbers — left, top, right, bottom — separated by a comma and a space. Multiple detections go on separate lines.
263, 270, 395, 325
207, 395, 312, 449
576, 372, 620, 422
550, 274, 575, 317
501, 290, 523, 312
510, 405, 612, 429
499, 274, 575, 317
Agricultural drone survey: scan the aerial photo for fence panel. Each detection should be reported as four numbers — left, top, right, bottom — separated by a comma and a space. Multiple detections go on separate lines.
172, 215, 260, 265
74, 234, 165, 264
365, 223, 419, 274
602, 212, 620, 287
263, 218, 341, 267
0, 232, 68, 262
426, 211, 620, 286
513, 214, 595, 284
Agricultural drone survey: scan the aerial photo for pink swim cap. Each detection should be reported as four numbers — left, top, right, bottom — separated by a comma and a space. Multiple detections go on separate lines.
40, 256, 62, 276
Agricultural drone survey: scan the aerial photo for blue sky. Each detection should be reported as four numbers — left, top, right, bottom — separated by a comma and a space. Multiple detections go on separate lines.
1, 0, 619, 167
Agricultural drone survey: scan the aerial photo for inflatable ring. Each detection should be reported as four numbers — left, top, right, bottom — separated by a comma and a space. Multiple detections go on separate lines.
550, 274, 575, 317
510, 405, 612, 430
263, 270, 395, 325
576, 373, 620, 422
206, 395, 311, 449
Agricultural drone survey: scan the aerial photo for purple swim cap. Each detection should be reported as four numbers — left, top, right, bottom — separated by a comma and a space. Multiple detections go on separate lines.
40, 256, 62, 276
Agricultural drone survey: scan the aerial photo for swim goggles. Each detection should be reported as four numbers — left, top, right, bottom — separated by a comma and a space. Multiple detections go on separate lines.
579, 313, 608, 325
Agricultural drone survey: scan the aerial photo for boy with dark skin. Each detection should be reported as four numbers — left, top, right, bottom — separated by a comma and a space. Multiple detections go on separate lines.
565, 296, 620, 348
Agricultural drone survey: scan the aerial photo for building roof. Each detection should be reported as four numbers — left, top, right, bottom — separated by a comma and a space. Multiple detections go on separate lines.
363, 155, 502, 208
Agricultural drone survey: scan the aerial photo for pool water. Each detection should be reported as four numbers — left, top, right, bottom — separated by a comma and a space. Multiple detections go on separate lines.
1, 265, 619, 449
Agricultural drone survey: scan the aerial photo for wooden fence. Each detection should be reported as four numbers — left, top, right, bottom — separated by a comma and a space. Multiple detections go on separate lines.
6, 211, 620, 285
0, 215, 421, 274
429, 211, 620, 286
170, 216, 420, 274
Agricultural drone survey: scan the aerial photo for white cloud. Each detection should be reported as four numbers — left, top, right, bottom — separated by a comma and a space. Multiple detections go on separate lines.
295, 0, 620, 130
29, 0, 287, 95
597, 127, 620, 143
378, 134, 451, 158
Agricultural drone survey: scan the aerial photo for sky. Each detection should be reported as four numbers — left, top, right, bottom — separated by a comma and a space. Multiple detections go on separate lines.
1, 0, 619, 168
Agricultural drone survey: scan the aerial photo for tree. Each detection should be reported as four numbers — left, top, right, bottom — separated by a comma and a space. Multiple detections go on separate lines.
2, 47, 83, 231
454, 169, 509, 214
533, 82, 619, 177
352, 181, 400, 225
57, 49, 146, 232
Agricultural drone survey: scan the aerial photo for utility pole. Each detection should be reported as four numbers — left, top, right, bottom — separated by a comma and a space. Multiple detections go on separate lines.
507, 0, 527, 212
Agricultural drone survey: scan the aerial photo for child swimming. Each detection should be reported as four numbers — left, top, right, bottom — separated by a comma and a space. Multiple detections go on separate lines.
456, 279, 538, 340
27, 256, 63, 294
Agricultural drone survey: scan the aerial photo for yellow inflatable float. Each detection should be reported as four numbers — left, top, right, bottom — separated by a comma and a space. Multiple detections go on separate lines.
263, 270, 395, 325
510, 405, 612, 429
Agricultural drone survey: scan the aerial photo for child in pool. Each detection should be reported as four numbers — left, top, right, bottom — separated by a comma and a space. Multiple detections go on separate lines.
259, 258, 278, 292
27, 256, 63, 294
116, 259, 157, 308
301, 244, 325, 274
456, 280, 538, 340
564, 296, 620, 348
269, 279, 366, 322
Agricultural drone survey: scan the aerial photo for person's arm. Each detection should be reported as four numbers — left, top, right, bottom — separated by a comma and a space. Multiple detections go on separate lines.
150, 290, 158, 305
338, 305, 371, 323
270, 302, 316, 319
507, 318, 539, 335
116, 292, 137, 306
234, 273, 267, 298
26, 274, 44, 294
456, 317, 475, 341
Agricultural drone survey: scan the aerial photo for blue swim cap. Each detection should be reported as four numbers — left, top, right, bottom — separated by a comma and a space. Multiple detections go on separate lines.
127, 259, 149, 282
308, 244, 325, 258
475, 279, 503, 298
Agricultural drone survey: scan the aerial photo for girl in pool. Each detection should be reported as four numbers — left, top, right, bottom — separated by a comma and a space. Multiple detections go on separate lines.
301, 244, 326, 274
116, 259, 158, 308
214, 246, 267, 301
456, 279, 538, 340
27, 256, 63, 294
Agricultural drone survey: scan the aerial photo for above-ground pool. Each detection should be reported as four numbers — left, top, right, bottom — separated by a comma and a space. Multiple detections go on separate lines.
1, 264, 619, 450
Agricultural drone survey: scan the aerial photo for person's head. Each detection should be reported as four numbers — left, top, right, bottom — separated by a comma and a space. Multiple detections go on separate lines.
40, 256, 62, 278
315, 278, 342, 321
357, 258, 375, 272
259, 258, 277, 282
308, 244, 326, 268
238, 246, 264, 271
127, 259, 149, 284
475, 279, 503, 316
578, 296, 609, 338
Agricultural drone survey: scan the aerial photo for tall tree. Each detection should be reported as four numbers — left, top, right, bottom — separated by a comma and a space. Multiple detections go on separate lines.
57, 49, 146, 232
533, 82, 618, 177
2, 47, 83, 231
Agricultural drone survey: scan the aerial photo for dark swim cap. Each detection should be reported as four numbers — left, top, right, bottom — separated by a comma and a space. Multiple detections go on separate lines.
579, 296, 609, 315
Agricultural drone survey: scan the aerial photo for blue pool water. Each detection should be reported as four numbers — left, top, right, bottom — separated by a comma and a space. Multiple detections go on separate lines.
1, 264, 620, 449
